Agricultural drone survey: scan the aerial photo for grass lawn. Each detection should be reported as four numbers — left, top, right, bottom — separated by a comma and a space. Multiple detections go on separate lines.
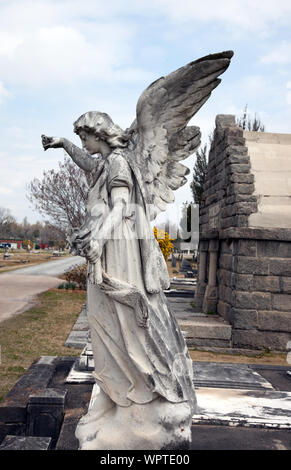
189, 349, 288, 366
0, 288, 85, 402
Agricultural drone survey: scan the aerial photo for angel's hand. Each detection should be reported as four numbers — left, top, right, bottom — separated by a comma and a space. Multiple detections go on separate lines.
83, 239, 102, 264
41, 135, 64, 151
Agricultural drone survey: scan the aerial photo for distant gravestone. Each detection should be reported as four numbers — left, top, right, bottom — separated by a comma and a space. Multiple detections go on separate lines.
179, 259, 192, 273
171, 254, 176, 267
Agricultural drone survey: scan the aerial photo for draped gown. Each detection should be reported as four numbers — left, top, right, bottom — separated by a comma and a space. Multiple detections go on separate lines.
83, 148, 197, 413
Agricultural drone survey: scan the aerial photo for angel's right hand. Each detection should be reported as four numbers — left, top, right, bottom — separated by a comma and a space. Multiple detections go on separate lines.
41, 135, 63, 151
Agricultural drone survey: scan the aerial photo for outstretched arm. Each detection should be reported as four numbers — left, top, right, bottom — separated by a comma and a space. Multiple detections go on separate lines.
41, 135, 96, 172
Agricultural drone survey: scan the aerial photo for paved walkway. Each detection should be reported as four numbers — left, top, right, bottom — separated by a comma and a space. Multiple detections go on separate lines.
0, 256, 85, 323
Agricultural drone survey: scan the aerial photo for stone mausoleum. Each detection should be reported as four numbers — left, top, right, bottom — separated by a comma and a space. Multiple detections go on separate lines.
195, 115, 291, 351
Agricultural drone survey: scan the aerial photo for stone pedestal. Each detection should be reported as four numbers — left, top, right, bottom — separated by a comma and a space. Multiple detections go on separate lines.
26, 389, 67, 447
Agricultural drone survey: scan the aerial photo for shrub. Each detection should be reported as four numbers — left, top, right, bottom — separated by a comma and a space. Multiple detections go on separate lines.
64, 263, 87, 290
153, 227, 174, 261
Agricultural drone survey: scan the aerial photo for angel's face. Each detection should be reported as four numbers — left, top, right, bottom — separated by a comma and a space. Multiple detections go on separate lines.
79, 130, 100, 155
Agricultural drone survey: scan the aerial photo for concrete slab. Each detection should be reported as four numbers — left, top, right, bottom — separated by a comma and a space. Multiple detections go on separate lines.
193, 362, 274, 390
193, 387, 291, 429
87, 381, 291, 431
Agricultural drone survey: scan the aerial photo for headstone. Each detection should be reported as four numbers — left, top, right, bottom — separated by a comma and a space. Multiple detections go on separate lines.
26, 389, 67, 447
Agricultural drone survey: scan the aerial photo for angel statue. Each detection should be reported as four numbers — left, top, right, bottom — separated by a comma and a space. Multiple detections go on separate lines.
42, 50, 233, 450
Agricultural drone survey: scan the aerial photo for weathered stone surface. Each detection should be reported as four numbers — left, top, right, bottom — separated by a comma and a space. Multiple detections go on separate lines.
217, 300, 231, 321
231, 273, 253, 291
0, 435, 52, 450
269, 259, 291, 276
226, 145, 248, 157
220, 240, 233, 254
26, 388, 67, 447
227, 183, 255, 195
227, 154, 250, 165
229, 173, 254, 184
179, 317, 231, 340
226, 194, 258, 204
0, 360, 56, 423
216, 114, 236, 129
232, 329, 290, 351
257, 241, 291, 258
253, 276, 280, 293
218, 254, 233, 270
253, 292, 272, 310
272, 294, 291, 312
232, 308, 258, 330
217, 268, 232, 286
233, 256, 269, 275
232, 291, 271, 310
221, 215, 249, 228
221, 202, 257, 218
232, 239, 257, 257
282, 277, 291, 293
258, 311, 291, 332
227, 163, 251, 174
220, 227, 291, 242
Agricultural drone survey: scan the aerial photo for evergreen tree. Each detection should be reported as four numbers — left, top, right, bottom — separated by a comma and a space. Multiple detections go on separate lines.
190, 144, 208, 206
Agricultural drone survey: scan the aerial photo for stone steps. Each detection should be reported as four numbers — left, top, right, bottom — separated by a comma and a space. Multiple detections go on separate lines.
168, 297, 232, 348
65, 297, 233, 350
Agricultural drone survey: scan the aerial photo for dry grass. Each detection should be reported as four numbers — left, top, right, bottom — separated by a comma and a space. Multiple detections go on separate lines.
0, 288, 85, 401
0, 251, 69, 274
189, 349, 289, 366
166, 259, 197, 278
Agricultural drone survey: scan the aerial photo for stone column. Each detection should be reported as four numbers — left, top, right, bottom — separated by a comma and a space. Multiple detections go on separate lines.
202, 239, 219, 313
194, 240, 208, 308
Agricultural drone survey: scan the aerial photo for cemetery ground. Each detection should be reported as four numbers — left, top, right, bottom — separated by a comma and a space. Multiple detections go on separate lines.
0, 285, 288, 404
0, 250, 69, 274
0, 287, 85, 402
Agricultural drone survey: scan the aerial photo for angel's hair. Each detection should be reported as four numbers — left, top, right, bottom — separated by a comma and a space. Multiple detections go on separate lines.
73, 111, 130, 148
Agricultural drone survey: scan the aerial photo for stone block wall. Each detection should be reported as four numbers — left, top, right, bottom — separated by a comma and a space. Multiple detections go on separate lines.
217, 238, 291, 350
196, 115, 291, 351
199, 114, 258, 233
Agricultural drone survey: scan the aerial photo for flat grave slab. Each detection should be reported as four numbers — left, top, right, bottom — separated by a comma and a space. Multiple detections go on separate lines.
0, 435, 52, 450
193, 387, 291, 429
193, 362, 274, 390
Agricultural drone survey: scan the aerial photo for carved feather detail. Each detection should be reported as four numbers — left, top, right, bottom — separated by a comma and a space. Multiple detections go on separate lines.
127, 51, 233, 219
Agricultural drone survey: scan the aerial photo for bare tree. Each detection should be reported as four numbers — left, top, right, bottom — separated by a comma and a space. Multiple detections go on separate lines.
0, 207, 17, 238
27, 157, 89, 234
237, 104, 265, 132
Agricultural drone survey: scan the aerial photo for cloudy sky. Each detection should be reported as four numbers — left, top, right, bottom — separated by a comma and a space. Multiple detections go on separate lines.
0, 0, 291, 227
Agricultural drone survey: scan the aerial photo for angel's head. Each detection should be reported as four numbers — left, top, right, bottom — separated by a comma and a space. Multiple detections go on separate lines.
74, 111, 130, 155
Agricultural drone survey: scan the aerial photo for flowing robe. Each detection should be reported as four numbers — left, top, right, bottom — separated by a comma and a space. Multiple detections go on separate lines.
83, 149, 196, 413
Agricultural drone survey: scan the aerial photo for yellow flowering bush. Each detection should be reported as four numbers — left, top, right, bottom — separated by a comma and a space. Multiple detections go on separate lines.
153, 227, 174, 261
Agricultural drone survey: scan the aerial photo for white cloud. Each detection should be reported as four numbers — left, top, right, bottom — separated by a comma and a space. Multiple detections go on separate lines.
0, 1, 145, 87
261, 41, 291, 64
0, 81, 10, 103
154, 0, 291, 31
287, 81, 291, 105
0, 186, 12, 195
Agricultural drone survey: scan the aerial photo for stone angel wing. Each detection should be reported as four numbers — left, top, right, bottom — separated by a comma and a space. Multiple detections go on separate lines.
126, 50, 234, 220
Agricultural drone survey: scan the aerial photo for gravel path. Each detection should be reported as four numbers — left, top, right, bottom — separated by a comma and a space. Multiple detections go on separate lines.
0, 256, 86, 323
